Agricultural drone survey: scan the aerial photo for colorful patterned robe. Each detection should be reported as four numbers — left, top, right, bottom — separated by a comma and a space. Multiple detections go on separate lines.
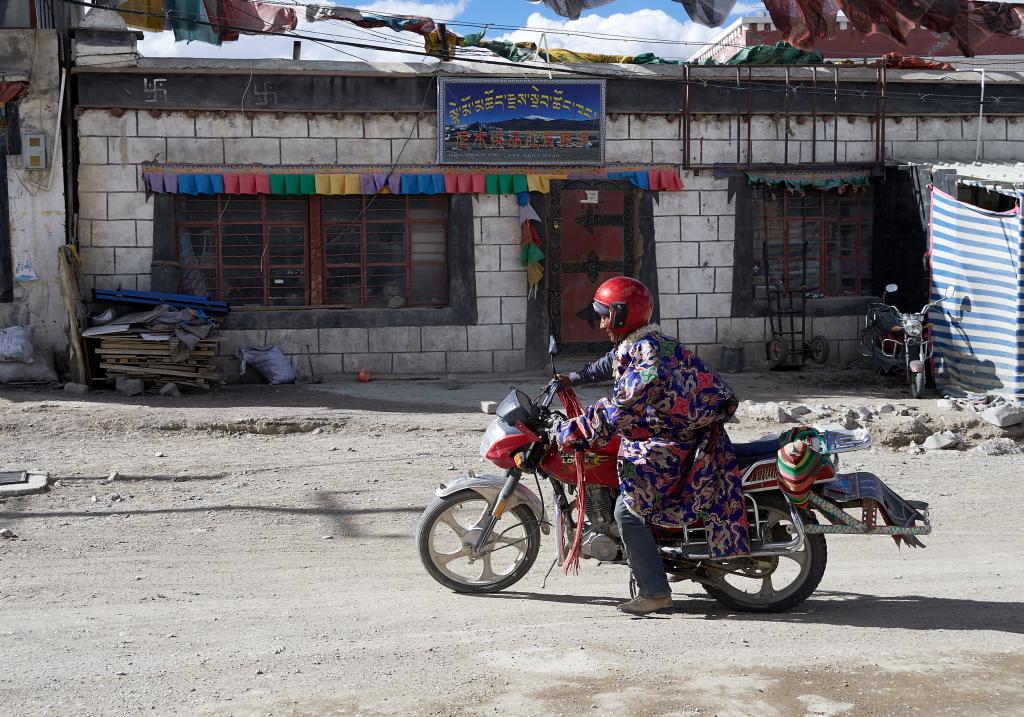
557, 326, 751, 558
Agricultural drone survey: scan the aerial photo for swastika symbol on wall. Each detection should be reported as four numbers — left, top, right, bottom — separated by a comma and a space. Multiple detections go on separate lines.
143, 78, 167, 104
253, 82, 277, 107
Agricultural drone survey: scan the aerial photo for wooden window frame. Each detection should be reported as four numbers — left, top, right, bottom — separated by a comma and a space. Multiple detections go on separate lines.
755, 187, 871, 298
319, 195, 449, 309
174, 194, 449, 310
175, 195, 309, 308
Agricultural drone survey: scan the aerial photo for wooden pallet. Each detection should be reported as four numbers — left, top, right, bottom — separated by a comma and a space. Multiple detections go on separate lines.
94, 330, 219, 390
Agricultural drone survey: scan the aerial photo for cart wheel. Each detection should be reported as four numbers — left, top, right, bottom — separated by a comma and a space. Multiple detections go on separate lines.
810, 335, 830, 364
767, 338, 786, 368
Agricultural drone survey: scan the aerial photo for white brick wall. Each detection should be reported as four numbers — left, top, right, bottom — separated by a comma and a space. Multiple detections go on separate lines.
309, 115, 362, 138
282, 137, 338, 164
137, 112, 195, 137
630, 116, 679, 140
166, 137, 223, 164
196, 114, 252, 138
468, 324, 512, 351
369, 327, 420, 353
421, 326, 467, 352
337, 138, 390, 164
74, 106, 1024, 378
364, 114, 416, 138
225, 137, 282, 164
319, 328, 369, 354
476, 297, 501, 325
254, 114, 307, 138
75, 107, 538, 379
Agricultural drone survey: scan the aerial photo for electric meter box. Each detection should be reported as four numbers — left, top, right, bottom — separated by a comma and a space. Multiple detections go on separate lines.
23, 132, 47, 170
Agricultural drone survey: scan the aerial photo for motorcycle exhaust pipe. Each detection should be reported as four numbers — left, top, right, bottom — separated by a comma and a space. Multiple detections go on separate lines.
658, 503, 807, 560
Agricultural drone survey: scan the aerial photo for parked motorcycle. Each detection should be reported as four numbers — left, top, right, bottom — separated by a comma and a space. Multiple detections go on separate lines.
416, 339, 932, 613
860, 284, 955, 398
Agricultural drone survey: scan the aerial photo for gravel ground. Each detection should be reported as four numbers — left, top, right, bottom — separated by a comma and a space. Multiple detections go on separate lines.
0, 368, 1021, 716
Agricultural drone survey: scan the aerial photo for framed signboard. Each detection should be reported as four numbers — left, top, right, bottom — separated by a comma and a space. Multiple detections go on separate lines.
438, 78, 605, 166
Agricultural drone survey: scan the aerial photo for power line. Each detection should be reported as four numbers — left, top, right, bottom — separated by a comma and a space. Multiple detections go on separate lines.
63, 0, 1024, 110
88, 0, 1024, 66
267, 0, 1009, 62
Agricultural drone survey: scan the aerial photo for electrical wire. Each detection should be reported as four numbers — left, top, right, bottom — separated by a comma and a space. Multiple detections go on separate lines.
69, 0, 984, 69
61, 0, 1024, 110
265, 0, 1013, 61
80, 0, 980, 63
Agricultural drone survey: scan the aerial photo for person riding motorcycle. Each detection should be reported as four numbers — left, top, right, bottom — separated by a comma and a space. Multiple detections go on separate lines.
555, 277, 751, 616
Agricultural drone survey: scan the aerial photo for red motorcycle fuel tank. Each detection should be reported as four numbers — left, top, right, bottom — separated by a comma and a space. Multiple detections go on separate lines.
539, 436, 620, 487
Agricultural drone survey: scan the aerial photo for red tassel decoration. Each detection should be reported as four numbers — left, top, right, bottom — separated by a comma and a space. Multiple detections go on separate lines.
556, 387, 587, 575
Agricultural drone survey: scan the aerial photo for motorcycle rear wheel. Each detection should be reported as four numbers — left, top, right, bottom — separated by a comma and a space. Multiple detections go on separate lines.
701, 495, 827, 613
417, 489, 541, 594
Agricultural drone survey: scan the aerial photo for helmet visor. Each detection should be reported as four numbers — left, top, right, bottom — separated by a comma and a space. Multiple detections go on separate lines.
592, 301, 611, 317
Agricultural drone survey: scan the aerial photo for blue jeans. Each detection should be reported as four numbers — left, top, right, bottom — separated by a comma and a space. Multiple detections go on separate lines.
614, 494, 671, 598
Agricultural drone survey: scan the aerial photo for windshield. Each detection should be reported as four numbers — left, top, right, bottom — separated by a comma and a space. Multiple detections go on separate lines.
479, 418, 521, 457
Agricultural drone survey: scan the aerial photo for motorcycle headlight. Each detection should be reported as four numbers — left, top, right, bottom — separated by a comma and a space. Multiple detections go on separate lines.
904, 320, 923, 338
479, 418, 520, 457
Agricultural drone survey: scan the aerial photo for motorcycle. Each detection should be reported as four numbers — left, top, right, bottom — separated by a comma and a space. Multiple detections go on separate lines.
860, 284, 956, 398
416, 339, 932, 613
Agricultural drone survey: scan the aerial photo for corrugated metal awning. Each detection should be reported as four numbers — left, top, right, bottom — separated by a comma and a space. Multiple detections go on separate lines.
894, 159, 1024, 197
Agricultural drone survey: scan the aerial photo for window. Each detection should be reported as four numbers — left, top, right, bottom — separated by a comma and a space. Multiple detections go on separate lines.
174, 195, 449, 309
1, 1, 44, 28
752, 187, 872, 297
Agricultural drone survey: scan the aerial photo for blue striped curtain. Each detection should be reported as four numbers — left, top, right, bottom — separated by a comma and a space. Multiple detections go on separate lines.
929, 188, 1024, 398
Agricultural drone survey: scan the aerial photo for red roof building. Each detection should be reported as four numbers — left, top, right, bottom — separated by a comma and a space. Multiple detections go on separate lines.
690, 12, 1024, 66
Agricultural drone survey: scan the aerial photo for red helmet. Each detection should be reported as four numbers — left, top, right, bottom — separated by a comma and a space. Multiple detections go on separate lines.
593, 277, 654, 336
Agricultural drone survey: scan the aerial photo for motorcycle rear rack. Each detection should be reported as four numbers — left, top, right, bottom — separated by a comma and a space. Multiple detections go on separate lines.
659, 486, 932, 562
801, 492, 932, 540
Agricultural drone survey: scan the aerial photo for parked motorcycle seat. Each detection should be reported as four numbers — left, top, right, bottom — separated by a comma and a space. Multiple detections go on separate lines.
733, 438, 779, 468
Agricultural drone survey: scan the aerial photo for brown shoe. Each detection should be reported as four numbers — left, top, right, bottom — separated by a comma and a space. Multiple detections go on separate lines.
616, 594, 673, 616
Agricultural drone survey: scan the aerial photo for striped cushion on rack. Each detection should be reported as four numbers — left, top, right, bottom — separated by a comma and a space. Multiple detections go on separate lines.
777, 428, 836, 506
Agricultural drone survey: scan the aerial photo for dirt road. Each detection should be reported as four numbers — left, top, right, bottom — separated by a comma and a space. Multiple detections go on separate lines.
1, 370, 1021, 716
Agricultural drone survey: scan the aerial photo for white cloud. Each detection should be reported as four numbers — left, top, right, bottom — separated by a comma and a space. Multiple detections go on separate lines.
355, 1, 465, 15
136, 1, 467, 62
493, 9, 722, 61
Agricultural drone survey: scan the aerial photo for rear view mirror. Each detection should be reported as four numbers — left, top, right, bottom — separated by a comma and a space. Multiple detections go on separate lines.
885, 283, 898, 294
548, 335, 559, 356
943, 285, 955, 299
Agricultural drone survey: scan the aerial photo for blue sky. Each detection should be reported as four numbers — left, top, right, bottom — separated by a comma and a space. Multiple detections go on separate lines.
137, 1, 765, 62
455, 1, 721, 27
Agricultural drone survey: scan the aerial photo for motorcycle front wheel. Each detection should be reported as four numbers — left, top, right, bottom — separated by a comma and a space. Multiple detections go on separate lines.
701, 495, 827, 613
909, 345, 926, 399
416, 489, 541, 594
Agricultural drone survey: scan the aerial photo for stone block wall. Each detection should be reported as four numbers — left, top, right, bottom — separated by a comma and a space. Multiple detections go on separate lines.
76, 106, 1024, 378
76, 109, 528, 379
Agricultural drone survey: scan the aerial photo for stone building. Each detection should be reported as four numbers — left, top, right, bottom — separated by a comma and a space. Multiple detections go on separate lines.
1, 2, 81, 359
69, 25, 1024, 380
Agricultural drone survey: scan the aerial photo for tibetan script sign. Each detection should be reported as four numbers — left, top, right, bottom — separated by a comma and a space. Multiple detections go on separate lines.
438, 78, 605, 166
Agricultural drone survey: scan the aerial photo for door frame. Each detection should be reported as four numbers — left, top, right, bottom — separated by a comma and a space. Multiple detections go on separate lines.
547, 179, 638, 355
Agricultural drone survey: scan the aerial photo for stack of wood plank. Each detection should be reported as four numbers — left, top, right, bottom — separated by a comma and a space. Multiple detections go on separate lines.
94, 331, 219, 390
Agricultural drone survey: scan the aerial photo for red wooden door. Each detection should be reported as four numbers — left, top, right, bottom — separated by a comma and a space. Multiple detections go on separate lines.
550, 182, 636, 354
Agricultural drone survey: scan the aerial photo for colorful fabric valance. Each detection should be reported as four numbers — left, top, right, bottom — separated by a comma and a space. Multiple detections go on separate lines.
142, 165, 685, 197
745, 169, 871, 192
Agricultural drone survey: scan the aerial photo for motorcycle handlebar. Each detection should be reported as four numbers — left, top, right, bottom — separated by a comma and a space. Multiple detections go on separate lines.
919, 294, 953, 316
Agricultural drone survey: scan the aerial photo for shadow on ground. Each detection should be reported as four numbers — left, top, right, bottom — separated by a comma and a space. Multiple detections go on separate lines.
479, 588, 1024, 634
